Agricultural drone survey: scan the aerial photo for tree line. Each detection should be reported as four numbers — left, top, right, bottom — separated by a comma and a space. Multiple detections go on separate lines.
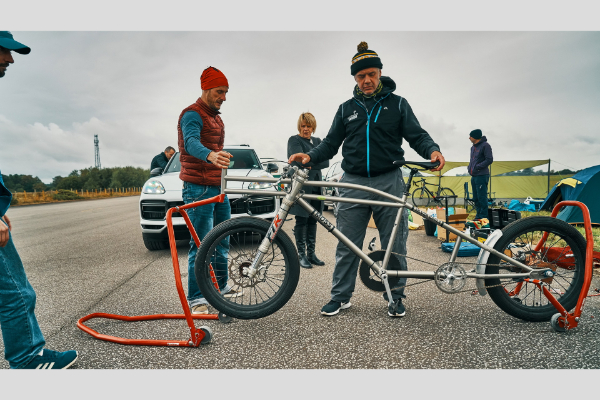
2, 166, 151, 193
456, 167, 580, 177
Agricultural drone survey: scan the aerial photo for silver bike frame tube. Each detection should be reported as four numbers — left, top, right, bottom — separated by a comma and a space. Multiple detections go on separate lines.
221, 170, 534, 277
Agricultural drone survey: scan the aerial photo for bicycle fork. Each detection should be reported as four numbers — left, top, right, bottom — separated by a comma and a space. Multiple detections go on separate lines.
244, 168, 309, 279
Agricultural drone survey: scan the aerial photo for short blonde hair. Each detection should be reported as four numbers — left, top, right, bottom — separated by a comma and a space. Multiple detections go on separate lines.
297, 112, 317, 133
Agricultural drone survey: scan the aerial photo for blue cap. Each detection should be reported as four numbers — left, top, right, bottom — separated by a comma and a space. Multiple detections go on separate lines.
0, 31, 31, 54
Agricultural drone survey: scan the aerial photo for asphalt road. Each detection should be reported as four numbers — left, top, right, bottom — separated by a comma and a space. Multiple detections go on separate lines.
2, 196, 600, 370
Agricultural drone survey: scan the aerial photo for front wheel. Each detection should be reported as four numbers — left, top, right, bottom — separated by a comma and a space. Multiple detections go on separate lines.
411, 188, 431, 208
485, 217, 586, 322
195, 217, 300, 319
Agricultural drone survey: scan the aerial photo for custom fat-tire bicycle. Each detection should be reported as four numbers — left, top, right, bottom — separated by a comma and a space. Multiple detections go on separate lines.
411, 177, 456, 208
194, 161, 592, 331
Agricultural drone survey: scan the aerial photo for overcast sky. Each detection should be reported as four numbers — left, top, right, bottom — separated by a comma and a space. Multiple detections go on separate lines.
2, 5, 599, 183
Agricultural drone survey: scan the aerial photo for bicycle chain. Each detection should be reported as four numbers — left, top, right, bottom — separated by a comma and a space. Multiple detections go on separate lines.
383, 251, 514, 294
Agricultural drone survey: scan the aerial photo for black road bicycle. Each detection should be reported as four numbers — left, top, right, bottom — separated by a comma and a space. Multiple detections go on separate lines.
192, 161, 586, 332
411, 177, 456, 208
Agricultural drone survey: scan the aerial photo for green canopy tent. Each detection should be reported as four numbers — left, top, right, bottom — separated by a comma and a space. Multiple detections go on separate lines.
420, 159, 555, 200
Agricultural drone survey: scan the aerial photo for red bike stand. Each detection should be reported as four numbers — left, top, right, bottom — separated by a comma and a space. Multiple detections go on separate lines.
534, 201, 596, 332
77, 195, 226, 347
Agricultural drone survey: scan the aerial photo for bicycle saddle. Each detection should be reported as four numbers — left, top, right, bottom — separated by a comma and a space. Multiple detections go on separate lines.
393, 160, 440, 170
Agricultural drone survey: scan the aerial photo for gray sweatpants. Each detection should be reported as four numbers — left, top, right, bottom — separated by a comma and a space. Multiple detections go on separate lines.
331, 168, 408, 303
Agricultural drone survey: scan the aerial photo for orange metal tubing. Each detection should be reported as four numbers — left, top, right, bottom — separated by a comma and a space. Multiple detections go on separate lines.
77, 195, 226, 347
531, 201, 594, 330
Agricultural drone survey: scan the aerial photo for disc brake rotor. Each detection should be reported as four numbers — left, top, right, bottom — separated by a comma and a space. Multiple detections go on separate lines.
228, 255, 267, 288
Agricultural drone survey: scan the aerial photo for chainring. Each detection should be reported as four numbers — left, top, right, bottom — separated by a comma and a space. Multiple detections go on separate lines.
359, 250, 403, 292
434, 262, 467, 293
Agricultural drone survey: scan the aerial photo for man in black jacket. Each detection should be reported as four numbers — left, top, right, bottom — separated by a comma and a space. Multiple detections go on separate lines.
150, 146, 176, 172
289, 41, 445, 318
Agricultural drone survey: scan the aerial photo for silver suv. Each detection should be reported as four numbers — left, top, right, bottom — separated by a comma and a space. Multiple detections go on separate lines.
139, 145, 280, 250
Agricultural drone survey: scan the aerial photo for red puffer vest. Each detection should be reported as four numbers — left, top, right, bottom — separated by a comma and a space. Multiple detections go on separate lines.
177, 98, 225, 186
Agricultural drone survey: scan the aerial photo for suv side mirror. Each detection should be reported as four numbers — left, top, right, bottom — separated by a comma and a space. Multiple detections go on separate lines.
266, 163, 279, 173
150, 167, 164, 177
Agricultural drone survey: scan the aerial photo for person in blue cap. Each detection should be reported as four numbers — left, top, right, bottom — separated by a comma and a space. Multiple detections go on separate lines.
0, 31, 79, 369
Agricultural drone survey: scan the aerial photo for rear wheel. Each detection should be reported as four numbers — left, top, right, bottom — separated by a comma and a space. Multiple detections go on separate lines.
411, 188, 431, 208
195, 217, 300, 319
485, 217, 586, 322
438, 188, 456, 207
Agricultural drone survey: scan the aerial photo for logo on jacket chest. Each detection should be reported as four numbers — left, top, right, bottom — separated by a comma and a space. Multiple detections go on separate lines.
347, 110, 358, 122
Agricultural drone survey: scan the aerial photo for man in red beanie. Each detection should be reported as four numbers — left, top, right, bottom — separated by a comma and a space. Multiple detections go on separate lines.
177, 66, 242, 315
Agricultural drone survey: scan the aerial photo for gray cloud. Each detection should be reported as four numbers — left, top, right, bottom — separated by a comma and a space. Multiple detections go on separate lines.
1, 31, 599, 182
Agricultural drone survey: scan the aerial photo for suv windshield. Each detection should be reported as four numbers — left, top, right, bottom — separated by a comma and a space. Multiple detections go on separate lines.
164, 150, 262, 174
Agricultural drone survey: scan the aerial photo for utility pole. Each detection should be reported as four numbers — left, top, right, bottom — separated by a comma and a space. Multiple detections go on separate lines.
94, 134, 101, 169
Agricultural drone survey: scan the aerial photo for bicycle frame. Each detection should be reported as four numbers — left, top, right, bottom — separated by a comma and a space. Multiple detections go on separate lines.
220, 167, 542, 303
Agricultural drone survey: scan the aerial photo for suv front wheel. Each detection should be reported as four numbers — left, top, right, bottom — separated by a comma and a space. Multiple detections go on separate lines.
142, 232, 169, 251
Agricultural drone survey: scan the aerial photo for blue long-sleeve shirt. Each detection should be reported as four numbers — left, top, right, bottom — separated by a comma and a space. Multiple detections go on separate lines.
0, 172, 13, 217
181, 111, 212, 162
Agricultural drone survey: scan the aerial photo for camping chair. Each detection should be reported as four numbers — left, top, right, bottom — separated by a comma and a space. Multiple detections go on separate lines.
464, 181, 497, 212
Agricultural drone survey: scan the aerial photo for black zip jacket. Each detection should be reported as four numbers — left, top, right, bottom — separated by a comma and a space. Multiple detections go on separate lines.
307, 76, 440, 177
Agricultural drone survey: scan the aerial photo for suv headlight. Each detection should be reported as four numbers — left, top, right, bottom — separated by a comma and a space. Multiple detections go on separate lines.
143, 180, 166, 194
248, 181, 272, 190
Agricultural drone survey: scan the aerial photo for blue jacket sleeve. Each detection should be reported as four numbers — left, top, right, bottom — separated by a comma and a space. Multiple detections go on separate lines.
0, 173, 12, 217
181, 111, 211, 162
475, 143, 493, 171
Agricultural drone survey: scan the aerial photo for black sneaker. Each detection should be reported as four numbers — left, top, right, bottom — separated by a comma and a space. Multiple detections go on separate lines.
388, 299, 406, 317
21, 349, 78, 369
320, 300, 351, 316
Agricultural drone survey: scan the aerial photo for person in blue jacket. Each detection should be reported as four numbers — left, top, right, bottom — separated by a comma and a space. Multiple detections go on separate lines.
289, 41, 445, 318
0, 31, 78, 369
467, 129, 494, 220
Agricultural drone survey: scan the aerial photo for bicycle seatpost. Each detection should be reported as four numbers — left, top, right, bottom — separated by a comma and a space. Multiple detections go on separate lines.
404, 168, 420, 197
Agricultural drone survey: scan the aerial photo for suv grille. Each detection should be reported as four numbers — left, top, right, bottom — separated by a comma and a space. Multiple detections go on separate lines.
229, 196, 276, 215
141, 200, 185, 220
142, 197, 275, 220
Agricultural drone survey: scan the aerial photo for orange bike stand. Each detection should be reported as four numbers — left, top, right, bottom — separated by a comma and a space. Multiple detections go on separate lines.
531, 201, 596, 332
77, 195, 227, 347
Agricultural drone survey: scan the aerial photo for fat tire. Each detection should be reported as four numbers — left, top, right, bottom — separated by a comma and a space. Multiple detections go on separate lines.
411, 188, 431, 208
195, 217, 300, 319
485, 216, 586, 322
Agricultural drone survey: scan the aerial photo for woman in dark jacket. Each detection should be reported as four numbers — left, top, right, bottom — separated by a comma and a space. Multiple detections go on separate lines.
287, 112, 329, 269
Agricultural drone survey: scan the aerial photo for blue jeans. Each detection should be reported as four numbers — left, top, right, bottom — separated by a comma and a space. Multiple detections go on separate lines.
0, 219, 46, 369
182, 182, 231, 307
471, 174, 490, 220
